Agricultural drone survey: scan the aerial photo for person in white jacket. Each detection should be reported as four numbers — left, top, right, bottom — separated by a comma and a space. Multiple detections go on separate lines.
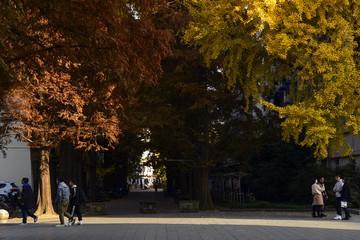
333, 175, 344, 220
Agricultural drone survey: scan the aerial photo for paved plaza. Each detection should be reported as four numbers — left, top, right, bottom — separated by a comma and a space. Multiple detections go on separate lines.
1, 190, 360, 240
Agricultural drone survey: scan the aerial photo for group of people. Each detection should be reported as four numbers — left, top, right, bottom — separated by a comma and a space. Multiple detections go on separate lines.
55, 177, 83, 227
17, 174, 355, 226
311, 175, 352, 220
19, 177, 83, 227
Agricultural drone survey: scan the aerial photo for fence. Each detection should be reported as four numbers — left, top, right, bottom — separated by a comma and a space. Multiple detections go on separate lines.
211, 190, 245, 206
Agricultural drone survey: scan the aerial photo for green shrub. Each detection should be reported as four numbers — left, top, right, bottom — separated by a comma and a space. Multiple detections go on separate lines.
231, 201, 310, 209
246, 138, 360, 208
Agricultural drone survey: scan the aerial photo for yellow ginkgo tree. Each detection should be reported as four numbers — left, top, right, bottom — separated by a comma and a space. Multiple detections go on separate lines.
184, 0, 360, 159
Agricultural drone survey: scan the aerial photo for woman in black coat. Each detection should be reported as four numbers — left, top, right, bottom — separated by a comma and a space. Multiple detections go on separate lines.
20, 177, 38, 225
340, 177, 351, 220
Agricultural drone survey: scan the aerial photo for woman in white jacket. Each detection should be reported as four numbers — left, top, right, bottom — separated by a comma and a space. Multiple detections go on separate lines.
312, 178, 325, 217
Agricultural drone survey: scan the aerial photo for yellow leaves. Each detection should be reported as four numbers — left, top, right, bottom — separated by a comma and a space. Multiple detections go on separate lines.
185, 0, 360, 159
262, 99, 338, 159
261, 67, 360, 160
234, 6, 242, 12
266, 33, 294, 59
264, 0, 277, 7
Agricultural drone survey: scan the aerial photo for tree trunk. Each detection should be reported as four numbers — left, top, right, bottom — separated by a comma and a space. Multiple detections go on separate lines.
35, 148, 56, 215
90, 151, 97, 202
194, 106, 213, 210
59, 141, 73, 183
193, 167, 213, 210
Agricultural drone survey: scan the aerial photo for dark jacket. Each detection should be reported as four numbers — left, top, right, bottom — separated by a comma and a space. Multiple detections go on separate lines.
70, 185, 80, 206
340, 182, 351, 202
319, 183, 327, 198
21, 184, 35, 209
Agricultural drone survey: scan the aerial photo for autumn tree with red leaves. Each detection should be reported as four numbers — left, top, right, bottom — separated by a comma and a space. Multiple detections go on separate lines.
0, 0, 171, 215
2, 60, 125, 215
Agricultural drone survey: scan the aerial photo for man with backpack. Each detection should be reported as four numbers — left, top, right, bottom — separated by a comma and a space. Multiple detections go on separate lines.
19, 177, 38, 225
65, 179, 84, 226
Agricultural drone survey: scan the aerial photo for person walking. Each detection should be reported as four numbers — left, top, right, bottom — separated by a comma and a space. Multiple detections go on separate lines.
319, 177, 328, 217
333, 175, 344, 220
311, 178, 325, 217
19, 177, 38, 225
65, 180, 83, 226
340, 177, 352, 220
55, 177, 71, 227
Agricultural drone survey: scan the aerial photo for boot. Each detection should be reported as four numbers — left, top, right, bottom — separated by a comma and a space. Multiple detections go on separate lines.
316, 206, 322, 217
312, 206, 317, 217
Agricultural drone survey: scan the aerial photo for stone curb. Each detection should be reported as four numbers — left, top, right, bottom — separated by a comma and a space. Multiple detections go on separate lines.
216, 208, 360, 215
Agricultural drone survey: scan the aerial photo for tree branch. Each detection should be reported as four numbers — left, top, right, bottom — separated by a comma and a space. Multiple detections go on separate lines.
6, 44, 113, 64
7, 130, 34, 144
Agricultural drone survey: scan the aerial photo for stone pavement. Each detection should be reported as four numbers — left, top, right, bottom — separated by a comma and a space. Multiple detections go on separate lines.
1, 190, 360, 240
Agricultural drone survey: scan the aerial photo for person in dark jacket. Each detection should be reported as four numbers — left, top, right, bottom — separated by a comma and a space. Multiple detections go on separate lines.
340, 177, 352, 220
154, 182, 158, 193
20, 177, 38, 225
65, 180, 83, 226
319, 177, 328, 217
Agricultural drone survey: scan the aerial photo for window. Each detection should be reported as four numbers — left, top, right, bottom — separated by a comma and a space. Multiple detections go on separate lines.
10, 183, 18, 188
0, 184, 6, 188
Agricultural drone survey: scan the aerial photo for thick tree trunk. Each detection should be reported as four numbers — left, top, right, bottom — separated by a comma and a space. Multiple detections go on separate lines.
59, 141, 73, 183
193, 167, 213, 210
35, 148, 56, 215
90, 151, 97, 202
194, 107, 214, 210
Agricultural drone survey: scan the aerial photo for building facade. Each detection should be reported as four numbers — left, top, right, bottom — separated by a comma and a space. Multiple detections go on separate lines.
325, 133, 360, 169
0, 136, 32, 187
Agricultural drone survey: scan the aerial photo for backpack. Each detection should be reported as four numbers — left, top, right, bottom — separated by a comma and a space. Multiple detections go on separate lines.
78, 188, 87, 204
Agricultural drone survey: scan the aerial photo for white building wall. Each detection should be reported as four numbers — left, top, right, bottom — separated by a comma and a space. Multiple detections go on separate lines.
0, 138, 32, 188
344, 134, 360, 156
328, 134, 360, 168
354, 157, 360, 169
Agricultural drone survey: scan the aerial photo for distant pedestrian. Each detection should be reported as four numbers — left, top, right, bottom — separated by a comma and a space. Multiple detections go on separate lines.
311, 178, 325, 217
154, 182, 158, 193
65, 180, 83, 226
319, 177, 328, 217
55, 177, 71, 227
333, 174, 344, 220
340, 177, 352, 220
19, 177, 38, 225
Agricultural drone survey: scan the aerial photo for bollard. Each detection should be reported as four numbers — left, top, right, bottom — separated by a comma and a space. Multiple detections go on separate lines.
0, 209, 9, 223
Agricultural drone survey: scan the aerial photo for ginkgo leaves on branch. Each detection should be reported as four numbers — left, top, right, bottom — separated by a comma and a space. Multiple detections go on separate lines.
184, 0, 360, 159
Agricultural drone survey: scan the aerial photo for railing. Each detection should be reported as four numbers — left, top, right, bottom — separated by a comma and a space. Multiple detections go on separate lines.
211, 190, 245, 205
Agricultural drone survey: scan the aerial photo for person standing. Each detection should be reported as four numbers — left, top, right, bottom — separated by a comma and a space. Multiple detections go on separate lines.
319, 177, 328, 217
19, 177, 38, 225
55, 177, 71, 227
333, 175, 344, 220
65, 180, 83, 226
340, 177, 352, 220
311, 178, 325, 217
154, 181, 158, 193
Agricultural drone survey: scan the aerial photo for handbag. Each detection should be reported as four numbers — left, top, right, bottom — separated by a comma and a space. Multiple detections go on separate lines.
341, 201, 348, 208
